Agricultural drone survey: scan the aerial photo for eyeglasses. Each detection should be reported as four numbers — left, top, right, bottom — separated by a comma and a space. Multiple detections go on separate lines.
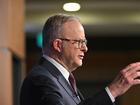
58, 38, 87, 49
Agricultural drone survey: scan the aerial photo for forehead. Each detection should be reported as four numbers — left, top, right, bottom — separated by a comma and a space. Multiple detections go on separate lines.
62, 20, 85, 38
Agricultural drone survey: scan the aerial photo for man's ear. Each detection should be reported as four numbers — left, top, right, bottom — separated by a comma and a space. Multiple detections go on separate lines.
52, 39, 62, 52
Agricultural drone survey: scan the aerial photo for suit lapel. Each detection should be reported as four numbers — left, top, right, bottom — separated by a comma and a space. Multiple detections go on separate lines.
77, 89, 84, 101
58, 75, 81, 104
39, 57, 81, 104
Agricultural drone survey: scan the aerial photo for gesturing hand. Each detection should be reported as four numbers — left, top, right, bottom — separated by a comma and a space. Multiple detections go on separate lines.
108, 62, 140, 98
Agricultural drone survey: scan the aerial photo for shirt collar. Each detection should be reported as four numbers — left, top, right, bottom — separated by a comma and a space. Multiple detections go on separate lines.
43, 55, 70, 82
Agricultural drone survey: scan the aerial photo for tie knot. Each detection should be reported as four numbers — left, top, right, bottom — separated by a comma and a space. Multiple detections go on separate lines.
69, 73, 75, 82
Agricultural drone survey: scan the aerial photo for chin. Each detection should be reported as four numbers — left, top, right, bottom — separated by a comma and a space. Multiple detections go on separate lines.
77, 61, 83, 66
73, 60, 83, 68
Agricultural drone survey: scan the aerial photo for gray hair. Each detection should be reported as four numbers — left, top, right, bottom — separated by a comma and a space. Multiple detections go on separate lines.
42, 13, 81, 53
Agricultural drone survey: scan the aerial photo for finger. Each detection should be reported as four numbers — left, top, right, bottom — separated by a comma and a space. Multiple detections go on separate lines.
120, 65, 140, 84
127, 66, 140, 77
132, 79, 140, 85
130, 71, 140, 80
122, 62, 140, 74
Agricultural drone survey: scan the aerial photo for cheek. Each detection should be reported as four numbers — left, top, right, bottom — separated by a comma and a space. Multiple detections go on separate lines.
62, 45, 79, 60
72, 51, 80, 62
63, 48, 74, 59
66, 49, 78, 61
68, 51, 76, 59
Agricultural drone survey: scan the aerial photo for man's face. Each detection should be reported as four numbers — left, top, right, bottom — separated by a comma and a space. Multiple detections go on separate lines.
60, 20, 88, 71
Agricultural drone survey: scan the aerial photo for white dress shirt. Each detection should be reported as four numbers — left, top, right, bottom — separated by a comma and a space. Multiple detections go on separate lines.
43, 55, 70, 83
43, 55, 115, 102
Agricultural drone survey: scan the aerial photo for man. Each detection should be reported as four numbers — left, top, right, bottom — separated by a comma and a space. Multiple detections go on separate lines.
20, 14, 140, 105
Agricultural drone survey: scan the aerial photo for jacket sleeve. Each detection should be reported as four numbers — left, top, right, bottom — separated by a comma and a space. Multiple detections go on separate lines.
79, 89, 115, 105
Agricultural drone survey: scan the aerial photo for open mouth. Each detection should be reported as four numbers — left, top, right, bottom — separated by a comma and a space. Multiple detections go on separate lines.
79, 55, 84, 60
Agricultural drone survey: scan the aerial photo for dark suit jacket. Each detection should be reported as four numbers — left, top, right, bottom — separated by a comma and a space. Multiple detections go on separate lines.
20, 57, 115, 105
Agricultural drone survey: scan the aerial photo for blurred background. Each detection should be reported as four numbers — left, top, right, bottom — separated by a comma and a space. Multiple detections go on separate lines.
0, 0, 140, 105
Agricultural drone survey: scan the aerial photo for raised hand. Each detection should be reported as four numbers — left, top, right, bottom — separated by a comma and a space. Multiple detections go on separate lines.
108, 62, 140, 98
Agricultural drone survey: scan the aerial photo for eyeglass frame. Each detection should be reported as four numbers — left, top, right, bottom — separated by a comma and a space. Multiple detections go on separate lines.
57, 38, 87, 49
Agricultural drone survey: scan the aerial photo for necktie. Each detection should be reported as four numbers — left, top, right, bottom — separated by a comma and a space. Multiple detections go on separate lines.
69, 73, 77, 95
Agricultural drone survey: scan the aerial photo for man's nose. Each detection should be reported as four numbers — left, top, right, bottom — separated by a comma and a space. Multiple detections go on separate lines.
81, 44, 88, 52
